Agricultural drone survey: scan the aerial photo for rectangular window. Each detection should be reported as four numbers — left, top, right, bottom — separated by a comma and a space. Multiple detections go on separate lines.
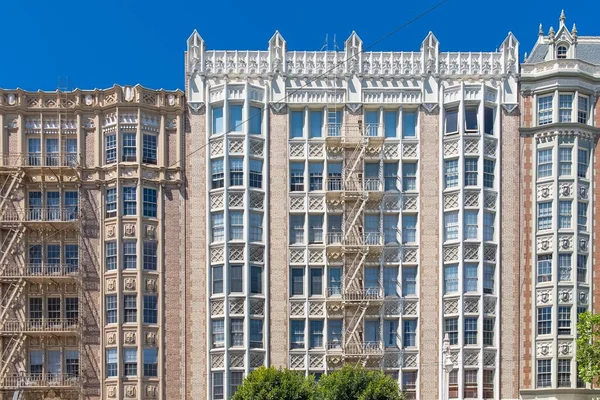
47, 192, 59, 220
212, 107, 224, 134
328, 162, 342, 190
382, 215, 398, 245
230, 371, 244, 397
310, 110, 323, 138
105, 135, 116, 164
143, 241, 157, 271
229, 105, 243, 132
402, 320, 417, 348
230, 318, 244, 346
309, 215, 323, 244
402, 163, 417, 191
578, 96, 589, 124
559, 147, 572, 176
47, 297, 60, 320
403, 111, 416, 138
578, 201, 588, 231
558, 359, 571, 387
250, 212, 263, 242
448, 370, 459, 398
365, 267, 379, 291
250, 319, 263, 348
577, 254, 587, 283
328, 267, 342, 297
578, 148, 589, 178
444, 212, 459, 241
559, 200, 572, 229
212, 159, 224, 189
483, 212, 495, 241
142, 134, 157, 164
559, 94, 573, 122
213, 372, 224, 400
483, 318, 494, 346
143, 295, 157, 324
445, 109, 458, 134
250, 106, 262, 135
559, 254, 572, 281
45, 138, 58, 166
123, 241, 137, 269
402, 267, 417, 296
213, 266, 223, 294
444, 264, 458, 294
122, 133, 136, 162
328, 320, 343, 347
537, 255, 552, 283
123, 295, 137, 323
142, 188, 157, 218
483, 370, 494, 398
538, 202, 553, 230
445, 318, 458, 345
383, 163, 398, 191
464, 108, 478, 132
65, 350, 79, 377
291, 268, 304, 296
229, 211, 243, 241
537, 307, 552, 335
464, 317, 478, 345
464, 370, 478, 398
212, 212, 225, 242
365, 111, 379, 137
290, 215, 305, 244
309, 162, 323, 191
383, 267, 398, 297
558, 306, 571, 335
230, 158, 244, 186
230, 265, 243, 293
310, 267, 323, 296
290, 320, 305, 349
464, 264, 478, 293
383, 320, 397, 347
538, 95, 553, 125
537, 359, 551, 388
484, 107, 494, 135
251, 266, 263, 294
538, 149, 553, 179
310, 320, 324, 348
464, 211, 478, 240
484, 159, 495, 188
65, 244, 78, 273
105, 188, 117, 218
464, 158, 478, 186
123, 187, 137, 215
105, 295, 117, 324
28, 138, 41, 166
143, 348, 158, 377
484, 264, 495, 294
47, 244, 60, 267
290, 162, 304, 192
212, 319, 224, 347
291, 111, 304, 138
106, 348, 117, 377
250, 159, 263, 188
384, 110, 397, 138
444, 160, 458, 188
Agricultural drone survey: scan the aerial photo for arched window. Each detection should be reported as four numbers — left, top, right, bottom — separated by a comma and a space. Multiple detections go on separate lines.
557, 45, 568, 59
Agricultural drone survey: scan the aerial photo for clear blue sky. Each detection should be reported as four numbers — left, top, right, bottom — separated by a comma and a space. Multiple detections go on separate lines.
1, 0, 598, 91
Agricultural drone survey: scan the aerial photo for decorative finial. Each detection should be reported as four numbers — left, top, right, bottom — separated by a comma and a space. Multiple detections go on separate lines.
572, 23, 578, 37
549, 26, 555, 39
539, 23, 544, 36
524, 51, 528, 61
560, 10, 566, 26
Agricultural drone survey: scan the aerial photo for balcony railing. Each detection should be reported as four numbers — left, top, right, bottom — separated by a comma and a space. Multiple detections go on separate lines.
324, 178, 383, 193
1, 318, 80, 333
326, 287, 343, 298
344, 341, 384, 356
0, 208, 78, 223
324, 123, 384, 139
0, 264, 78, 278
326, 341, 343, 351
25, 153, 79, 168
344, 288, 384, 302
326, 233, 383, 247
1, 373, 79, 389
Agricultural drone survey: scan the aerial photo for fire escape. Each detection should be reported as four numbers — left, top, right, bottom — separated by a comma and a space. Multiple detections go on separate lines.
325, 114, 401, 367
0, 91, 82, 399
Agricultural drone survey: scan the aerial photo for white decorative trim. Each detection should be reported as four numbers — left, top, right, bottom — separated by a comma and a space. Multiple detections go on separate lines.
187, 102, 205, 114
422, 103, 438, 113
345, 103, 362, 114
501, 103, 518, 114
269, 102, 288, 114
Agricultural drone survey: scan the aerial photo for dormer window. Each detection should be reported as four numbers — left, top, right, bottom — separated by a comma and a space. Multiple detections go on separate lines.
557, 46, 568, 59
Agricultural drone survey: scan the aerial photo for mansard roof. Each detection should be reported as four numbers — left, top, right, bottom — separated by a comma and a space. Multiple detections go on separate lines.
528, 41, 600, 64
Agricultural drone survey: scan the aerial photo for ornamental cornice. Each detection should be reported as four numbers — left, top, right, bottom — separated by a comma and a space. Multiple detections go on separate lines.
520, 123, 600, 140
521, 59, 600, 80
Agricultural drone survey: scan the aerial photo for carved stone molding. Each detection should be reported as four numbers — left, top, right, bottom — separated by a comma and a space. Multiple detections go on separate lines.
123, 223, 136, 237
124, 331, 136, 345
501, 103, 519, 114
269, 102, 288, 114
187, 102, 205, 114
124, 277, 136, 291
145, 331, 157, 346
421, 103, 439, 114
345, 103, 363, 115
106, 332, 117, 345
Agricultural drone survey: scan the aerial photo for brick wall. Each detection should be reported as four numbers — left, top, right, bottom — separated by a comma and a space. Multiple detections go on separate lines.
268, 107, 289, 367
418, 107, 439, 399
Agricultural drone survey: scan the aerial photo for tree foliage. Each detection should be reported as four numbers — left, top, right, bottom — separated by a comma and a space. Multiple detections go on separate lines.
576, 311, 600, 383
231, 366, 317, 400
232, 365, 403, 400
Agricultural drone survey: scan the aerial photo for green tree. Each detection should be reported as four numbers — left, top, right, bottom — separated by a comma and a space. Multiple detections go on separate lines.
231, 366, 317, 400
318, 366, 404, 400
576, 311, 600, 383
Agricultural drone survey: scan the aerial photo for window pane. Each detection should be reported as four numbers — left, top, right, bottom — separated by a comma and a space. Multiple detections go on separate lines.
538, 96, 553, 125
445, 109, 458, 133
250, 106, 262, 134
291, 111, 304, 138
230, 105, 243, 132
385, 110, 397, 138
310, 110, 322, 138
402, 111, 416, 138
212, 107, 224, 134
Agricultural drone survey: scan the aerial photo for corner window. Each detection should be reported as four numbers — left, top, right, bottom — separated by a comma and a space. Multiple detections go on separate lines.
444, 212, 459, 241
290, 163, 304, 192
559, 147, 572, 176
251, 266, 262, 294
250, 106, 262, 135
559, 94, 573, 123
211, 159, 224, 189
229, 158, 244, 186
537, 149, 553, 179
538, 201, 552, 231
444, 160, 458, 188
538, 96, 553, 125
464, 108, 478, 133
143, 241, 157, 271
537, 306, 552, 335
142, 134, 157, 164
212, 107, 224, 134
444, 264, 458, 294
212, 266, 223, 294
123, 187, 137, 215
578, 148, 589, 178
249, 159, 263, 188
229, 105, 243, 132
537, 254, 552, 283
105, 135, 116, 164
445, 109, 458, 134
250, 319, 263, 348
484, 107, 494, 135
445, 318, 458, 345
212, 319, 224, 347
291, 268, 304, 296
105, 188, 117, 218
484, 159, 495, 188
578, 96, 589, 124
142, 188, 157, 218
122, 133, 137, 162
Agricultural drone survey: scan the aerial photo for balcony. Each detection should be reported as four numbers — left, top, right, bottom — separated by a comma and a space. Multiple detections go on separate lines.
1, 373, 79, 390
24, 153, 79, 168
343, 288, 384, 303
326, 232, 384, 249
344, 341, 384, 357
0, 208, 79, 226
0, 319, 80, 335
324, 178, 384, 195
324, 123, 385, 144
0, 264, 79, 280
